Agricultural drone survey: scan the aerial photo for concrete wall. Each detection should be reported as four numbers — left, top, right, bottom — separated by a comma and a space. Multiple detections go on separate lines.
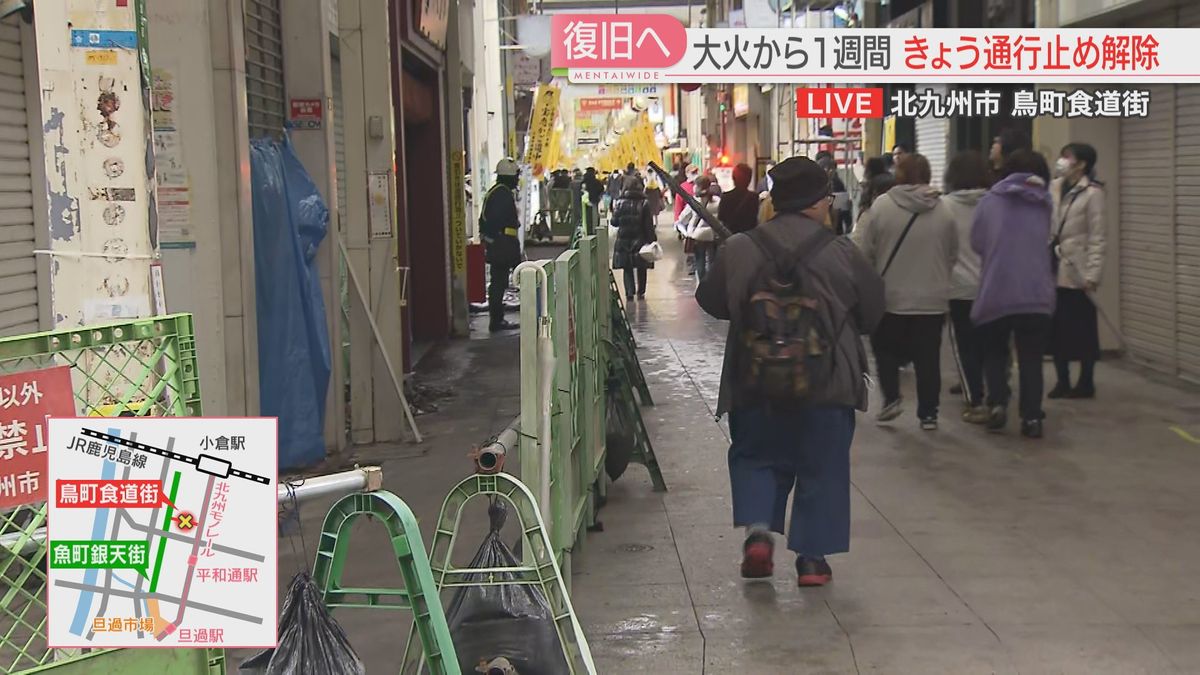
146, 0, 236, 415
34, 2, 153, 328
339, 0, 406, 444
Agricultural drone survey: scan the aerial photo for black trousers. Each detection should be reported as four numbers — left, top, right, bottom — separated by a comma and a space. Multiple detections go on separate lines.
623, 267, 647, 298
870, 313, 945, 419
949, 299, 986, 406
488, 263, 513, 327
979, 314, 1051, 421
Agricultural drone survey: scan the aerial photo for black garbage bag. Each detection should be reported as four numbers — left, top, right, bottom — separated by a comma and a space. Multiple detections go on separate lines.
605, 379, 634, 481
240, 571, 365, 675
444, 500, 570, 675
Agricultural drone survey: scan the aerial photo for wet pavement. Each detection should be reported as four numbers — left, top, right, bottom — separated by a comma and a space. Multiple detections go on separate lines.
567, 221, 1200, 673
239, 223, 1200, 673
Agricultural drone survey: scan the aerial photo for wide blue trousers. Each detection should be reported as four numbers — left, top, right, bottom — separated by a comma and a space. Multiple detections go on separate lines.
728, 405, 855, 557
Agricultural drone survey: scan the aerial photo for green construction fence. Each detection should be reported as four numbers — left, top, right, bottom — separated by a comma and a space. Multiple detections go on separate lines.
0, 314, 219, 674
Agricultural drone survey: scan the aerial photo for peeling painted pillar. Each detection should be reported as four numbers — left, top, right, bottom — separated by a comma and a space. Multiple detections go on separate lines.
34, 2, 154, 328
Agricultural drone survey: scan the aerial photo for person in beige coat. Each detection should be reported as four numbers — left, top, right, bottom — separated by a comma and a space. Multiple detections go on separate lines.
1048, 143, 1106, 399
851, 153, 958, 430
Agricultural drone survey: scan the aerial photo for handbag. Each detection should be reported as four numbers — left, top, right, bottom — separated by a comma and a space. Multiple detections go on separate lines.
638, 242, 664, 262
690, 223, 716, 242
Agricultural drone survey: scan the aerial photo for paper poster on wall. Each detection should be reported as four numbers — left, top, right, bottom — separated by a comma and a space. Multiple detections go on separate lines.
153, 129, 187, 187
151, 67, 176, 130
157, 186, 194, 249
83, 296, 151, 325
368, 171, 394, 239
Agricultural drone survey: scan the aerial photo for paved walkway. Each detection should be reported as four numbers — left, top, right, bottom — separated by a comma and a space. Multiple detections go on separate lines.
567, 226, 1200, 673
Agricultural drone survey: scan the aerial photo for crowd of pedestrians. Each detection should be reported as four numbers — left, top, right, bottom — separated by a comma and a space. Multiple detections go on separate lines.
675, 132, 1108, 590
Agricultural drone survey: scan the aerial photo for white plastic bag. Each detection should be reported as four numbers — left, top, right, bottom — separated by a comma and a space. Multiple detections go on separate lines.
690, 223, 715, 242
638, 242, 663, 262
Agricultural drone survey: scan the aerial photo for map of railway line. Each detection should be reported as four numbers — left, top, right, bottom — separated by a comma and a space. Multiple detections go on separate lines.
46, 418, 278, 649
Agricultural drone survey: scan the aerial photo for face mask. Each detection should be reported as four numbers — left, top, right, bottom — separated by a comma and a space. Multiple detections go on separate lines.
1055, 157, 1073, 176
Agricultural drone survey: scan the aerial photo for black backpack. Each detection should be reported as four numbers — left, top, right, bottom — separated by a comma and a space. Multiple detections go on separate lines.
740, 227, 837, 405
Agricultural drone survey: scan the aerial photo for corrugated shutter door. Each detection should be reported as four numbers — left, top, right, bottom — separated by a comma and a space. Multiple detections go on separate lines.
0, 17, 37, 336
245, 0, 285, 139
914, 85, 948, 191
1177, 85, 1200, 383
1119, 84, 1176, 373
1177, 0, 1200, 382
332, 54, 346, 229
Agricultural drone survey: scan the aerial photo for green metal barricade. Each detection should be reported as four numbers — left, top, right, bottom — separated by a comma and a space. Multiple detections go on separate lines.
401, 473, 595, 674
312, 490, 459, 674
0, 315, 216, 674
517, 232, 610, 580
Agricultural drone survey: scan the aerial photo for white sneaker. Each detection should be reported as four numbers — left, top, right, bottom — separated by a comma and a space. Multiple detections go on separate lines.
876, 399, 903, 423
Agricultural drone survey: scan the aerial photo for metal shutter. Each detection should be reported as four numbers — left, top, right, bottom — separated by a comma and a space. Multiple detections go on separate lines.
1177, 85, 1200, 383
0, 17, 37, 336
245, 0, 286, 139
1119, 85, 1176, 373
332, 52, 346, 229
1177, 0, 1200, 381
914, 85, 948, 191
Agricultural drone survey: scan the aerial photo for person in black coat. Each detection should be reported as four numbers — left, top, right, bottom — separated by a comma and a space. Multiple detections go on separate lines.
583, 167, 605, 206
480, 158, 523, 331
611, 175, 657, 300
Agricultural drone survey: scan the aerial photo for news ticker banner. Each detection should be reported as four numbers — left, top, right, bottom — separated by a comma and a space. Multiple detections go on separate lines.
551, 15, 1200, 84
800, 87, 1150, 119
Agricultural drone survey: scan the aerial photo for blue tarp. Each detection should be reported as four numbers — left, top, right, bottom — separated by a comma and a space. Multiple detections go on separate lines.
250, 136, 332, 470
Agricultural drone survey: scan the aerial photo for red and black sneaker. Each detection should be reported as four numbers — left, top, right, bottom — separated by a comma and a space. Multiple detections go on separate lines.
796, 556, 833, 587
740, 532, 774, 579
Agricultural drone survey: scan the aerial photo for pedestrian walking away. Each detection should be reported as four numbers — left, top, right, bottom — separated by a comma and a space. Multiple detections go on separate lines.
696, 156, 885, 588
1049, 143, 1107, 400
718, 163, 759, 235
858, 156, 895, 216
851, 153, 958, 430
674, 164, 698, 221
971, 150, 1058, 438
677, 176, 719, 281
941, 150, 994, 423
479, 157, 523, 332
611, 175, 657, 300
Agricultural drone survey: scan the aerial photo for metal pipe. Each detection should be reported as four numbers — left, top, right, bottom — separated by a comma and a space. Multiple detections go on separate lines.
473, 418, 521, 474
1, 466, 385, 556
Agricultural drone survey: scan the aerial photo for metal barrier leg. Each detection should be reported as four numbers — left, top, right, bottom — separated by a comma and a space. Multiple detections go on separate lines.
414, 473, 597, 675
310, 491, 459, 675
607, 271, 654, 407
608, 367, 667, 493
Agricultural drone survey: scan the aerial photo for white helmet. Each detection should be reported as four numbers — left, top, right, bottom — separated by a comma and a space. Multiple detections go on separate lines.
495, 157, 519, 177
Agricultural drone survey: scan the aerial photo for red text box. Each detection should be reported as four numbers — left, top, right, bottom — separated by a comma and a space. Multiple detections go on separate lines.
0, 366, 75, 509
55, 479, 174, 509
796, 88, 884, 119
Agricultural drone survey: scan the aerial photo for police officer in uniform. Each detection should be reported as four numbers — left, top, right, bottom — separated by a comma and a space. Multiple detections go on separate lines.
480, 158, 523, 332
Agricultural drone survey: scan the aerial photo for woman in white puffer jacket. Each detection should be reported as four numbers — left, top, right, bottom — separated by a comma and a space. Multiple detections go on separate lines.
1048, 142, 1106, 399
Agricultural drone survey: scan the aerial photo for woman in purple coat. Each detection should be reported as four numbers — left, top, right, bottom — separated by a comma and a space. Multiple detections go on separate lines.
970, 150, 1057, 439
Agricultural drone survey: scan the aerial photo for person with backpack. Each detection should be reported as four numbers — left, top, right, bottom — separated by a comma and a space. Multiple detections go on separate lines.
695, 156, 885, 588
851, 153, 958, 430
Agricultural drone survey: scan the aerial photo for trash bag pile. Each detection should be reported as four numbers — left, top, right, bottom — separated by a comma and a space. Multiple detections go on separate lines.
240, 572, 365, 675
444, 500, 570, 675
